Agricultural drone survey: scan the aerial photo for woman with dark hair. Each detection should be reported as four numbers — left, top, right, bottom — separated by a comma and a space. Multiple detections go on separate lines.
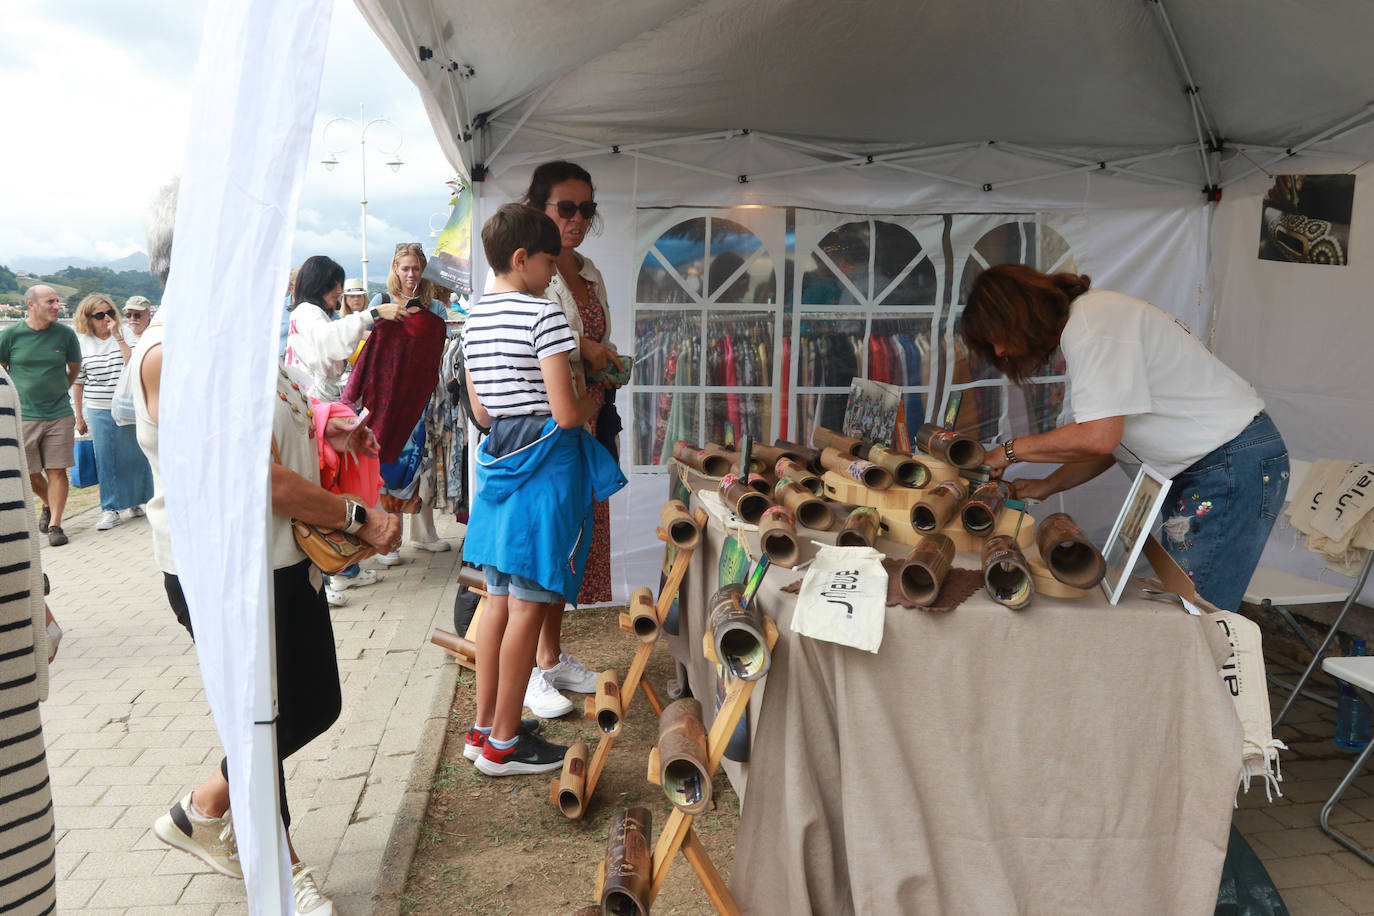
287, 255, 408, 403
961, 263, 1289, 612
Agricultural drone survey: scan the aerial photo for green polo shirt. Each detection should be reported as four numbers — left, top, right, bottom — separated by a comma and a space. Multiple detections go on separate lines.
0, 321, 82, 421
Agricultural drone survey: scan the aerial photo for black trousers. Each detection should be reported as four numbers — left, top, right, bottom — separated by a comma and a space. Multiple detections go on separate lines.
164, 559, 342, 827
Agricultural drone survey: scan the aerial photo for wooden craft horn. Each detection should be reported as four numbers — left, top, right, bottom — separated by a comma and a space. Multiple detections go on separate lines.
837, 506, 882, 548
916, 423, 986, 469
659, 499, 700, 549
658, 698, 712, 815
595, 670, 623, 736
1036, 512, 1107, 589
718, 473, 770, 524
773, 477, 835, 530
868, 445, 931, 488
775, 458, 823, 494
746, 472, 774, 494
911, 479, 966, 531
983, 534, 1035, 610
752, 442, 806, 467
811, 426, 866, 456
456, 565, 486, 591
672, 440, 731, 477
774, 439, 822, 470
759, 506, 801, 568
705, 441, 764, 474
899, 534, 956, 606
556, 742, 589, 819
962, 480, 1013, 535
708, 583, 772, 681
429, 628, 475, 663
628, 587, 659, 643
601, 807, 652, 916
820, 446, 893, 490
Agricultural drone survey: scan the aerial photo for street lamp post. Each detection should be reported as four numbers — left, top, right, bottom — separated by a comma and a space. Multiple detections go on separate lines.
320, 103, 404, 290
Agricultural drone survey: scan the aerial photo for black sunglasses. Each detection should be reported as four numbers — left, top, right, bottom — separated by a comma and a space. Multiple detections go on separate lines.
90, 310, 115, 320
548, 200, 597, 220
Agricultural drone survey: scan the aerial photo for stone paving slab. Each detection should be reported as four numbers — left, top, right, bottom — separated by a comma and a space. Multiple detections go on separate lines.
38, 503, 462, 914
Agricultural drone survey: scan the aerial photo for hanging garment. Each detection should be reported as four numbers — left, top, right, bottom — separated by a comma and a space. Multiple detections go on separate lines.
343, 308, 447, 462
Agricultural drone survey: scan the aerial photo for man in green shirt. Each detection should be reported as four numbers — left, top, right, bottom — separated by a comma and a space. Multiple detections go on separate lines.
0, 286, 82, 546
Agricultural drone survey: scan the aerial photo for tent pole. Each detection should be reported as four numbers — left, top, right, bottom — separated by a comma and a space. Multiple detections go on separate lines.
251, 470, 286, 915
485, 79, 557, 168
1147, 0, 1221, 190
1220, 104, 1374, 188
988, 142, 1199, 190
518, 125, 740, 180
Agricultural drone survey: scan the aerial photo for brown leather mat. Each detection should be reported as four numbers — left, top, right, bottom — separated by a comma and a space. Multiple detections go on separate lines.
781, 563, 984, 613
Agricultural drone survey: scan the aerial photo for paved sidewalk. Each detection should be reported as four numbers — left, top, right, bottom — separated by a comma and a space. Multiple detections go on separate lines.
38, 503, 463, 915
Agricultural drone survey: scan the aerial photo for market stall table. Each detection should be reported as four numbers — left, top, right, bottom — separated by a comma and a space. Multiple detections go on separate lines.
663, 473, 1242, 915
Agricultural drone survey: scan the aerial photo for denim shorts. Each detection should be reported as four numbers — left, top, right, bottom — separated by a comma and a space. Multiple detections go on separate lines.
481, 565, 564, 604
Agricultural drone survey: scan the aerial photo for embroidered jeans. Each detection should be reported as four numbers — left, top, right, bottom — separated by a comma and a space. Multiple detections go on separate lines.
1161, 412, 1289, 612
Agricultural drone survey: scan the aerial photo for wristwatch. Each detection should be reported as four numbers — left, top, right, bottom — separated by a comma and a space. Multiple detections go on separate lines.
1002, 439, 1019, 465
369, 307, 381, 322
342, 499, 367, 535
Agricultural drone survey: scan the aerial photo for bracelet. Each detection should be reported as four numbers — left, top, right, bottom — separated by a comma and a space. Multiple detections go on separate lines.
342, 499, 358, 534
1002, 439, 1019, 464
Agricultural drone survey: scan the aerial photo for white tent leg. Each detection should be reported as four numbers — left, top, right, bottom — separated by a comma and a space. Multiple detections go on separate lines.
251, 479, 285, 915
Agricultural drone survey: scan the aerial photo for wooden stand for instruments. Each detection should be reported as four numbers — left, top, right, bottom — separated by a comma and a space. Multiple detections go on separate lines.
430, 566, 489, 672
549, 505, 708, 821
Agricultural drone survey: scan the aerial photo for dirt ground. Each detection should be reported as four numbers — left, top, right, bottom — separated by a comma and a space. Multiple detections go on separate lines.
401, 604, 741, 915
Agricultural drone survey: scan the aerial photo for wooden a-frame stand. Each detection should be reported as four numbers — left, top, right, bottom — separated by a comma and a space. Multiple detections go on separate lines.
549, 506, 708, 820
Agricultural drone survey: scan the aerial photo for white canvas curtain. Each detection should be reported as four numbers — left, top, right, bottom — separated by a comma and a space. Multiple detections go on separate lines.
161, 0, 334, 910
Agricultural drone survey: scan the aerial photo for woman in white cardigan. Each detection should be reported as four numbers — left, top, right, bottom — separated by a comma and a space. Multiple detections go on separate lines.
286, 255, 408, 402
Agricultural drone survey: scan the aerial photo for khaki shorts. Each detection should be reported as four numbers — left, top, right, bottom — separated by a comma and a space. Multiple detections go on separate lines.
22, 417, 75, 472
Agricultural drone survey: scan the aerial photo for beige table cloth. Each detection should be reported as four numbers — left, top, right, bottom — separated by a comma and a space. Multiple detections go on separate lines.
664, 479, 1242, 915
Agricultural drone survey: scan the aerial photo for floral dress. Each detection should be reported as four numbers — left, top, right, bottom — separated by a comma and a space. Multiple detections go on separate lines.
575, 280, 612, 604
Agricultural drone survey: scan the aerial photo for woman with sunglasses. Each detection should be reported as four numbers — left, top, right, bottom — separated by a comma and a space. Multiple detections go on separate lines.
73, 293, 152, 530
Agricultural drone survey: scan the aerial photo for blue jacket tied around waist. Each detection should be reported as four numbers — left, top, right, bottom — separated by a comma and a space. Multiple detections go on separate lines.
464, 417, 627, 604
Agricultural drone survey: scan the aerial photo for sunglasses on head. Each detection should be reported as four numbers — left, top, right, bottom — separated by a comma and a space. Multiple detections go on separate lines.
90, 310, 115, 320
549, 200, 597, 220
395, 242, 424, 253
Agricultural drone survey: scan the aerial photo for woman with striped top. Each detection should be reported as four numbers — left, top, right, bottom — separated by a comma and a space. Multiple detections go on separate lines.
73, 294, 153, 530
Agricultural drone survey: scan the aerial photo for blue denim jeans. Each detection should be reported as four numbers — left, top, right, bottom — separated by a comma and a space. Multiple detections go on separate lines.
1160, 412, 1289, 612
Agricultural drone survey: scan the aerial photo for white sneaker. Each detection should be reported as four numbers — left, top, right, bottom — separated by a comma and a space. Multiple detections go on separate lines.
129, 505, 146, 518
95, 510, 122, 531
524, 667, 574, 718
324, 585, 348, 608
291, 862, 333, 915
373, 551, 403, 567
330, 568, 378, 591
153, 792, 242, 879
542, 653, 599, 693
408, 538, 451, 552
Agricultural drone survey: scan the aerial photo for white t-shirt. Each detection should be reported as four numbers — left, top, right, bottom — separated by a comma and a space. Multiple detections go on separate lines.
76, 328, 137, 409
461, 291, 576, 417
1061, 290, 1263, 478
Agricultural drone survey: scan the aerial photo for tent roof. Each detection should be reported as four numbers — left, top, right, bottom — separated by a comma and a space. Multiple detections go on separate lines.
356, 0, 1374, 196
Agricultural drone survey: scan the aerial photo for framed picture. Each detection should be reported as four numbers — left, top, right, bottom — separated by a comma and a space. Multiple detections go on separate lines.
1101, 463, 1172, 606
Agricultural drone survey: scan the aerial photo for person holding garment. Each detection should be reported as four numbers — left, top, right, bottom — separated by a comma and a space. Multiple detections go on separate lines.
961, 263, 1289, 612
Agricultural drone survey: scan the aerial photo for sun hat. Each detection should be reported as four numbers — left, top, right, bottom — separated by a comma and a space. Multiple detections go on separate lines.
124, 295, 152, 313
343, 277, 367, 296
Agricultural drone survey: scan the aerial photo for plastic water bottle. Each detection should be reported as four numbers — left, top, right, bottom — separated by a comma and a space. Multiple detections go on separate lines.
1336, 638, 1370, 751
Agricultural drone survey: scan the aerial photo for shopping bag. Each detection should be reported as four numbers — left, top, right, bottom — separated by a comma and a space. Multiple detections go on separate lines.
70, 437, 98, 488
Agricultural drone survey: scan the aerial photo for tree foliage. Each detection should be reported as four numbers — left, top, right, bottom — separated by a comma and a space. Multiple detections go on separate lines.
38, 266, 161, 306
0, 265, 17, 293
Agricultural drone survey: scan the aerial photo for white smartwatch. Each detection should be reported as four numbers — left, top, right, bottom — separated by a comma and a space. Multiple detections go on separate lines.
342, 499, 367, 535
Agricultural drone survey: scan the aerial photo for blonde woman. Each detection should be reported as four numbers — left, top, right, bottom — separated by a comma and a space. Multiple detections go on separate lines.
73, 294, 152, 530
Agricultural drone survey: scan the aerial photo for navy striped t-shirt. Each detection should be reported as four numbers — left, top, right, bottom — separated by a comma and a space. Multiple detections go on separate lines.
462, 291, 576, 417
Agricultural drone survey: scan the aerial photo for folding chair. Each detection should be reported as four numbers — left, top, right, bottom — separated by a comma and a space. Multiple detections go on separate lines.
1245, 459, 1374, 728
1319, 654, 1374, 865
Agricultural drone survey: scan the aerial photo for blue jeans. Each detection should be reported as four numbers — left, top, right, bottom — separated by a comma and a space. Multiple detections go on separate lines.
1160, 412, 1289, 612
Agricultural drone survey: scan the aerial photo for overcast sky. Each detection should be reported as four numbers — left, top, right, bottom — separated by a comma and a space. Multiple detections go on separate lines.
0, 0, 455, 279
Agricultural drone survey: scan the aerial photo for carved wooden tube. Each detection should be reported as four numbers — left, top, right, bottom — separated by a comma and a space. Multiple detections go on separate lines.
899, 534, 956, 606
820, 446, 893, 490
672, 440, 731, 477
429, 628, 476, 663
962, 480, 1013, 535
629, 587, 659, 643
812, 426, 866, 456
1037, 512, 1107, 589
746, 472, 774, 494
983, 534, 1035, 610
751, 442, 806, 468
774, 439, 822, 470
708, 583, 772, 681
868, 445, 931, 488
775, 458, 823, 494
456, 565, 486, 591
718, 473, 770, 524
773, 477, 835, 530
595, 670, 623, 736
916, 423, 986, 469
837, 506, 882, 548
759, 506, 801, 568
911, 479, 966, 531
557, 742, 589, 819
659, 499, 700, 550
658, 698, 712, 815
705, 442, 764, 474
601, 807, 652, 916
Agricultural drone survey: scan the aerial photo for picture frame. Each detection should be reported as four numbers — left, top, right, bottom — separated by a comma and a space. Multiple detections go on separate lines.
1100, 463, 1172, 606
